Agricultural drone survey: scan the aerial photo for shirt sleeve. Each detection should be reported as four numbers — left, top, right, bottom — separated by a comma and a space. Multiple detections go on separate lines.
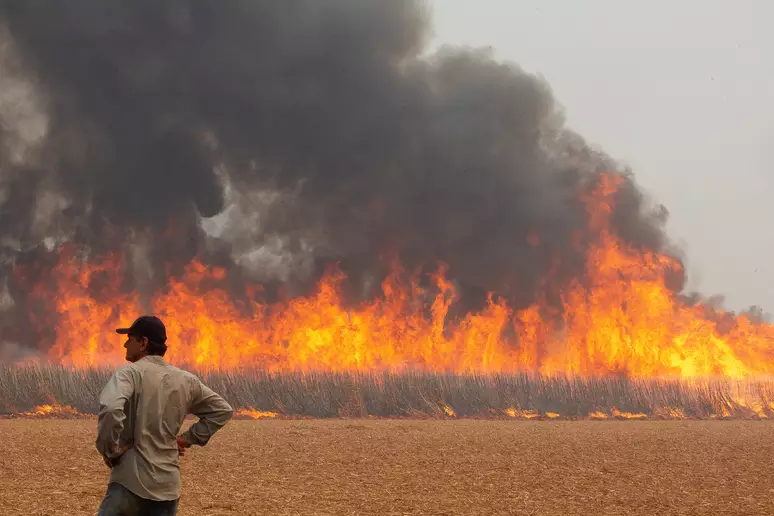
181, 378, 234, 446
95, 367, 135, 458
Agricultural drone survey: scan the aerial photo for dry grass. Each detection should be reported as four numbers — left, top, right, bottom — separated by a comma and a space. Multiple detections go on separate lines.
2, 419, 774, 515
5, 364, 774, 419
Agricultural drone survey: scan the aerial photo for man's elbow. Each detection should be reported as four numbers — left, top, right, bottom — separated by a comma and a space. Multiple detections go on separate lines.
220, 402, 234, 424
205, 401, 234, 427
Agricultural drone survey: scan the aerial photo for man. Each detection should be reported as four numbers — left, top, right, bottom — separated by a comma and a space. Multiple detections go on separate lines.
95, 315, 234, 516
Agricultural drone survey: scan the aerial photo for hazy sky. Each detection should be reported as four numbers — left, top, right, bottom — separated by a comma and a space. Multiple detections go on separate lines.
429, 0, 774, 312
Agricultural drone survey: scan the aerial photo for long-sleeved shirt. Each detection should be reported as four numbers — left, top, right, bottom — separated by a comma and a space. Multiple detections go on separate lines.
95, 355, 234, 501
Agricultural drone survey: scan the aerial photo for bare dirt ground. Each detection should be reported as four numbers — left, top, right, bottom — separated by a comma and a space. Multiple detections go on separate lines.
2, 419, 774, 515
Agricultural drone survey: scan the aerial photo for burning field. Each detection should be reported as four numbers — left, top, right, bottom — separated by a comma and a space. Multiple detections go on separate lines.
9, 173, 774, 379
4, 365, 774, 421
0, 172, 771, 420
0, 1, 772, 416
1, 2, 774, 514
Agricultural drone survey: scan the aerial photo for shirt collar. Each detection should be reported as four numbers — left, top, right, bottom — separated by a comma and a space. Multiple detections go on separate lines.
138, 355, 166, 365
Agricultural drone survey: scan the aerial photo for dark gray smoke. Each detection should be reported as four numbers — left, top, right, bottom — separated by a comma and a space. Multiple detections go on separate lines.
0, 1, 680, 335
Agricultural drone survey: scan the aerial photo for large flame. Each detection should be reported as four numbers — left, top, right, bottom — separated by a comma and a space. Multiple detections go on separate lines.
18, 174, 774, 376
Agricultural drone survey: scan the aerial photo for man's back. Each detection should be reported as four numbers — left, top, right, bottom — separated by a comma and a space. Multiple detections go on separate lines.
96, 355, 233, 501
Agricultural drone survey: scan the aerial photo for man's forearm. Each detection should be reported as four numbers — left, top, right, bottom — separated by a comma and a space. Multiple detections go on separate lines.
96, 368, 134, 457
95, 408, 125, 457
181, 401, 233, 446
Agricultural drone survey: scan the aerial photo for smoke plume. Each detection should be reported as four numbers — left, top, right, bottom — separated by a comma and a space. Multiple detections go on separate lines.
0, 1, 679, 331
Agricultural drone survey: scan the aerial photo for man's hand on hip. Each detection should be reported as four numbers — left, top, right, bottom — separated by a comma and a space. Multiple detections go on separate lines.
102, 441, 133, 469
177, 436, 190, 457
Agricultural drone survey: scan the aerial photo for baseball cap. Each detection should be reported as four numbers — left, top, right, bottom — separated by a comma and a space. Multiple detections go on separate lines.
116, 315, 168, 345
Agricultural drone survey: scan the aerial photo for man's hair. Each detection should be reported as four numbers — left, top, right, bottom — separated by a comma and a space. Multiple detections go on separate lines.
146, 340, 168, 357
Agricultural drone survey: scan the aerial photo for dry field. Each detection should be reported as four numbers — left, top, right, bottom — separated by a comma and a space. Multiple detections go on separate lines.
2, 419, 774, 515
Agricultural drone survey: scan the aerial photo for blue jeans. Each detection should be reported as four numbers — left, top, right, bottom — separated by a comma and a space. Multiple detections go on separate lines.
97, 483, 179, 516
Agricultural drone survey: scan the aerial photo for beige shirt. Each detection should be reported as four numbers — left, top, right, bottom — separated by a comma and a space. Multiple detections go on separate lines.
95, 355, 234, 501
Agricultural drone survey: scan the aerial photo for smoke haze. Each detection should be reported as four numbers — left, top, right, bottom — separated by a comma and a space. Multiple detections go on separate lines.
0, 0, 679, 326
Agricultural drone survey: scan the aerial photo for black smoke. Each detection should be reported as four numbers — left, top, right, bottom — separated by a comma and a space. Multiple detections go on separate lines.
0, 1, 680, 339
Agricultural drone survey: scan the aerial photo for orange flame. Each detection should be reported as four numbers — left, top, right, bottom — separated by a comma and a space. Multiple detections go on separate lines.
21, 404, 84, 418
611, 408, 647, 420
441, 404, 456, 417
504, 408, 541, 419
234, 408, 279, 420
18, 173, 774, 376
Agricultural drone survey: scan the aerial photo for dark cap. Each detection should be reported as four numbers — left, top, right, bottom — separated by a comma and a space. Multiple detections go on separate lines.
116, 315, 167, 345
